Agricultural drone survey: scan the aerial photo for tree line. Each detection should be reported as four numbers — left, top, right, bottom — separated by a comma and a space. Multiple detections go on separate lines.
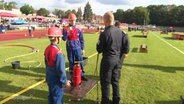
0, 1, 183, 26
0, 1, 93, 22
114, 5, 184, 26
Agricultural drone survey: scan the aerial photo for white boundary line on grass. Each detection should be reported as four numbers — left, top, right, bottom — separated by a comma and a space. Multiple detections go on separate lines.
154, 34, 184, 55
0, 52, 98, 104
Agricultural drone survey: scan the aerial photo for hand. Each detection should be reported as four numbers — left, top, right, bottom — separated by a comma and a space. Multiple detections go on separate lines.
82, 50, 85, 55
65, 80, 71, 88
123, 54, 128, 59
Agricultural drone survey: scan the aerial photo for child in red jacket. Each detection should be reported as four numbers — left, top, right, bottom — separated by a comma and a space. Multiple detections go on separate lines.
44, 27, 70, 104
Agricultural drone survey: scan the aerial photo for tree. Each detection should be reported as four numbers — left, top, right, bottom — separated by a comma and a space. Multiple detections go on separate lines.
65, 9, 72, 18
133, 7, 149, 25
169, 5, 184, 26
53, 9, 65, 18
20, 4, 34, 15
0, 1, 17, 10
114, 9, 124, 22
76, 7, 82, 22
37, 8, 49, 16
176, 5, 184, 26
83, 2, 93, 22
72, 9, 77, 14
123, 9, 136, 24
8, 1, 17, 9
0, 0, 4, 9
147, 5, 168, 26
147, 5, 184, 26
123, 7, 149, 25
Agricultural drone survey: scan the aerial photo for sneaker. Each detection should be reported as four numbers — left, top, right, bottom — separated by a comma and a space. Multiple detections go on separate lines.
81, 76, 88, 81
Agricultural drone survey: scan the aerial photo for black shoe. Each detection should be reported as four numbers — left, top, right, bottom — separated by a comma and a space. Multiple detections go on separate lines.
181, 96, 184, 104
81, 76, 88, 81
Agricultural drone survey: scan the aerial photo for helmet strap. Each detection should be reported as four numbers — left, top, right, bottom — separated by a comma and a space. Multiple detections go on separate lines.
49, 37, 55, 40
57, 37, 60, 44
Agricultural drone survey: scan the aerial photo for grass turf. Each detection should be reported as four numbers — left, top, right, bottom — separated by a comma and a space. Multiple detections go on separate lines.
0, 31, 184, 104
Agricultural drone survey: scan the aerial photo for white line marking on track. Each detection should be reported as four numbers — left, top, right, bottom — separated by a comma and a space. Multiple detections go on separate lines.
154, 34, 184, 55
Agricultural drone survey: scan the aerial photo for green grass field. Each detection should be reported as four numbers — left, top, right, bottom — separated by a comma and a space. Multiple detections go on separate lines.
0, 31, 184, 104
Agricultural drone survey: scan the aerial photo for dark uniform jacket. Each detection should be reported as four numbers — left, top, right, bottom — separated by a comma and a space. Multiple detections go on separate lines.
120, 31, 129, 58
97, 25, 129, 61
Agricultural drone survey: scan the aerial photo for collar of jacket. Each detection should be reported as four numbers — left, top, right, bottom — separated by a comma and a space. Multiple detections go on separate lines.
50, 43, 60, 49
69, 24, 76, 27
105, 25, 113, 29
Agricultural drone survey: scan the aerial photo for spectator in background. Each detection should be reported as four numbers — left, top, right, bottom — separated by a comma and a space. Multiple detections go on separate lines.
28, 24, 32, 37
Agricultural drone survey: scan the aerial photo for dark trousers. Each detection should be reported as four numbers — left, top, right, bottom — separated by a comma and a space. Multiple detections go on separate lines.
66, 47, 84, 77
181, 96, 184, 104
28, 29, 32, 36
100, 58, 121, 104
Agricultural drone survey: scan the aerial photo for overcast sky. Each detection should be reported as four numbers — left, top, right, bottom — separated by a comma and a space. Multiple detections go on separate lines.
5, 0, 184, 15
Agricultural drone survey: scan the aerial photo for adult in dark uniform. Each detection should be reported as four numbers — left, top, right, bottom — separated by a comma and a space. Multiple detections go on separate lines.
114, 21, 129, 64
96, 12, 129, 104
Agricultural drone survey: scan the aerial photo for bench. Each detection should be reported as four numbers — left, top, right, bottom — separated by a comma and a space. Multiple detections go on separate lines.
142, 30, 148, 38
172, 33, 184, 40
139, 44, 148, 53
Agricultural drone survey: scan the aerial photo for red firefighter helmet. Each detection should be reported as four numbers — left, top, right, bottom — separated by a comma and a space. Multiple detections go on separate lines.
68, 13, 77, 21
47, 27, 62, 37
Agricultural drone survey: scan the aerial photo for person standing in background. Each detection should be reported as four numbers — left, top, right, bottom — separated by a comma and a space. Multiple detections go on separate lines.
114, 21, 130, 65
28, 24, 32, 37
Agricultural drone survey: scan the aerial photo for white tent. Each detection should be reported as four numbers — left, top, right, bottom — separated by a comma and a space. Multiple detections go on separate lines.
48, 13, 57, 17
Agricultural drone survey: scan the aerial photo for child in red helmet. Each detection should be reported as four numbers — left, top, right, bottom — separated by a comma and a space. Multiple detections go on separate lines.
44, 27, 70, 104
62, 13, 87, 81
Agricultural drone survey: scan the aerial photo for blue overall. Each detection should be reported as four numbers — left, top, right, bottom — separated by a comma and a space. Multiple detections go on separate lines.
44, 44, 67, 104
62, 26, 85, 77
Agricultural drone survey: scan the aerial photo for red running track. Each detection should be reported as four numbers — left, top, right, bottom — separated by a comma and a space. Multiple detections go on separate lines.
0, 29, 99, 42
0, 30, 47, 41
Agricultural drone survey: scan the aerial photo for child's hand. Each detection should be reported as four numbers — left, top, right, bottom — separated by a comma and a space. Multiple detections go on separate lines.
66, 80, 71, 87
82, 50, 85, 55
